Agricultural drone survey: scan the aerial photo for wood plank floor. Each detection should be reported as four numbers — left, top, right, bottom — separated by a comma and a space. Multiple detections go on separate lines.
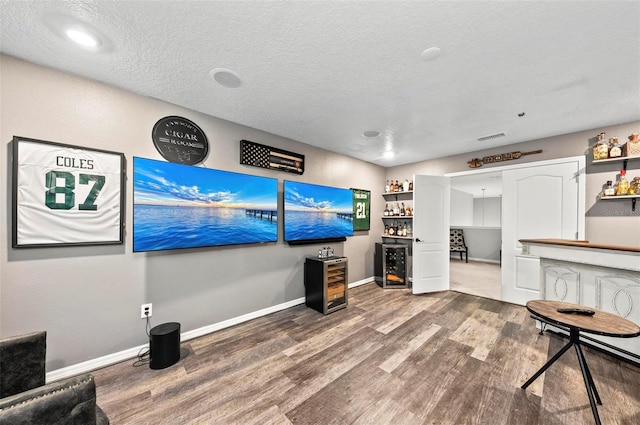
93, 284, 640, 424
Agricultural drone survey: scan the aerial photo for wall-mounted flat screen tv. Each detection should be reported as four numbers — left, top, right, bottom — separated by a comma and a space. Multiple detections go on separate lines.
133, 157, 278, 252
283, 180, 353, 244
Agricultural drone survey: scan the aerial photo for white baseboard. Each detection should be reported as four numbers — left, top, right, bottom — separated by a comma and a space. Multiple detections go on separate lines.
451, 256, 501, 264
46, 278, 376, 383
46, 296, 306, 383
349, 276, 375, 288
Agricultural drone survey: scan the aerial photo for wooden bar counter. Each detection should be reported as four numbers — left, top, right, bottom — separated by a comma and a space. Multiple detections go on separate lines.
519, 238, 640, 363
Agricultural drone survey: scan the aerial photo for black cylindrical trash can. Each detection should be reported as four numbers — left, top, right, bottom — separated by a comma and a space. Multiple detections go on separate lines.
149, 322, 180, 369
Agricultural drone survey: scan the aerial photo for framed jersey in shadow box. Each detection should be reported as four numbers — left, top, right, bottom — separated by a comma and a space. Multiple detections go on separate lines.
11, 136, 125, 248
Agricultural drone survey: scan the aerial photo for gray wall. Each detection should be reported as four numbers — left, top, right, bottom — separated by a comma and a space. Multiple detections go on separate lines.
450, 189, 474, 226
450, 227, 502, 263
473, 197, 501, 228
386, 122, 640, 246
2, 54, 639, 375
0, 55, 385, 371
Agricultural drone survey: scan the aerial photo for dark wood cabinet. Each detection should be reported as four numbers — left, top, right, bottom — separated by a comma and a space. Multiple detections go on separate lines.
304, 256, 348, 314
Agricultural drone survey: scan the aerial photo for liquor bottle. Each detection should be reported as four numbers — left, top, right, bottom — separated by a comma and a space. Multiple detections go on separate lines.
385, 180, 390, 193
400, 202, 406, 216
603, 180, 615, 197
409, 180, 413, 191
406, 206, 412, 216
594, 132, 608, 160
388, 223, 395, 236
627, 133, 640, 157
383, 203, 389, 216
616, 170, 630, 195
402, 222, 408, 237
629, 177, 640, 195
609, 137, 622, 158
403, 179, 410, 192
407, 223, 413, 237
394, 180, 400, 192
390, 180, 395, 192
384, 225, 389, 235
392, 203, 398, 216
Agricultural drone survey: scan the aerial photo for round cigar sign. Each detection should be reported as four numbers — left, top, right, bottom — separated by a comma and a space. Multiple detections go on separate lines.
152, 116, 209, 165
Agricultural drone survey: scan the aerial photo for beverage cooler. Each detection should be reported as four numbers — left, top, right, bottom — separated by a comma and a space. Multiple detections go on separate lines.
374, 243, 410, 288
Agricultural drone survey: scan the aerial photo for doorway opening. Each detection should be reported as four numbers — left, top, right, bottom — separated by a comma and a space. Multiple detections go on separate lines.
448, 171, 502, 300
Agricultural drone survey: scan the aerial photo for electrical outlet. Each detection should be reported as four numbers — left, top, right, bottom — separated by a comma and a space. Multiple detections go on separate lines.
140, 303, 152, 319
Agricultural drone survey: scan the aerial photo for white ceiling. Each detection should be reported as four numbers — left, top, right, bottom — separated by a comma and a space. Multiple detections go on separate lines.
1, 1, 639, 167
450, 171, 502, 199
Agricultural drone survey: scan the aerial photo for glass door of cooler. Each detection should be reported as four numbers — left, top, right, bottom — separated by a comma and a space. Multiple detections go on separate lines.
375, 243, 409, 288
326, 260, 347, 312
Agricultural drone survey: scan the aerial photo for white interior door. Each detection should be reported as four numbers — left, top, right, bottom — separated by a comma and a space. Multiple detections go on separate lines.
412, 175, 450, 294
501, 159, 584, 305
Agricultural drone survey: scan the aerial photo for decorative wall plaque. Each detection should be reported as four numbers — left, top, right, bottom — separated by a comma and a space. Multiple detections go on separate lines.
468, 149, 542, 168
240, 140, 304, 174
152, 116, 208, 165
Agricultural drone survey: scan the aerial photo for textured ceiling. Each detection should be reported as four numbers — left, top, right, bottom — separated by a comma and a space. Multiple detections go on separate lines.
1, 1, 639, 167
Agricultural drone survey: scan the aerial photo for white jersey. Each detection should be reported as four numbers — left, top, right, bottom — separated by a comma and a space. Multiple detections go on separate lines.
14, 139, 123, 246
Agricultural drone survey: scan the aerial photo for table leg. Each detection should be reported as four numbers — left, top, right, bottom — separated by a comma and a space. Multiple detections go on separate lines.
521, 339, 573, 389
575, 342, 602, 405
522, 326, 603, 425
574, 341, 602, 425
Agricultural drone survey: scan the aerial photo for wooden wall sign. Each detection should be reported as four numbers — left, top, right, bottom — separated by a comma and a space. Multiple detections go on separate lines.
240, 140, 304, 174
468, 149, 542, 168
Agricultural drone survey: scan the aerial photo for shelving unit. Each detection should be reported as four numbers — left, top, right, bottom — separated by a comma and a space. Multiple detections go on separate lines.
304, 256, 348, 314
382, 190, 414, 239
592, 156, 640, 211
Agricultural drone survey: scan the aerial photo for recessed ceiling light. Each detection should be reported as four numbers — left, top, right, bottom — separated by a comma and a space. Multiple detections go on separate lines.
383, 151, 395, 159
44, 13, 111, 53
363, 130, 380, 138
210, 68, 243, 88
421, 46, 442, 62
65, 28, 99, 48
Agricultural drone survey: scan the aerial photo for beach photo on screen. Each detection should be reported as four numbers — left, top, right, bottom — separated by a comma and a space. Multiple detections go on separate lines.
133, 157, 278, 252
283, 180, 353, 242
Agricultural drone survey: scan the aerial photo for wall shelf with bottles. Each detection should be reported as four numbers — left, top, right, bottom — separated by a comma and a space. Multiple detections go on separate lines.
382, 190, 413, 198
591, 156, 638, 170
591, 155, 639, 211
382, 180, 415, 239
599, 194, 639, 211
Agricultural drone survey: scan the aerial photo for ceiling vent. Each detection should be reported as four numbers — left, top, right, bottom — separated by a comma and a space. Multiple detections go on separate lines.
477, 132, 506, 142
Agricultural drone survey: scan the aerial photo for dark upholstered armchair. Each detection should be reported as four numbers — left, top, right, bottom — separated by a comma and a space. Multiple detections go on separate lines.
450, 228, 468, 263
0, 331, 109, 425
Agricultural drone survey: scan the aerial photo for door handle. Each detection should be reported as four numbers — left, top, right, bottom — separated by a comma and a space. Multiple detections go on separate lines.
415, 238, 421, 242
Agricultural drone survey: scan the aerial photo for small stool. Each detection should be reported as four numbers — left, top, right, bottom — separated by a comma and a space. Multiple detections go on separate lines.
149, 322, 180, 369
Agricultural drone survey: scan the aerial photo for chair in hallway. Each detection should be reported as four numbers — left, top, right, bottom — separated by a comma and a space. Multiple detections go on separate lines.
450, 228, 468, 263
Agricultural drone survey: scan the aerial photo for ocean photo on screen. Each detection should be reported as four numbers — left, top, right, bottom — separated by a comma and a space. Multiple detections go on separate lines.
133, 157, 277, 252
284, 181, 353, 242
